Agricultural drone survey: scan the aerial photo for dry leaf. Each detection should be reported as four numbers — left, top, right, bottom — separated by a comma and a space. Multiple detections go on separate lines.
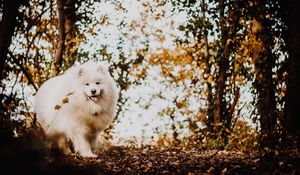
54, 104, 61, 110
221, 168, 227, 175
62, 97, 69, 104
67, 92, 75, 96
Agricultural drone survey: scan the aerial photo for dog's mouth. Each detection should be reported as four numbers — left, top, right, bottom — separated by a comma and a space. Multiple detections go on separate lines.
87, 90, 103, 101
88, 95, 99, 101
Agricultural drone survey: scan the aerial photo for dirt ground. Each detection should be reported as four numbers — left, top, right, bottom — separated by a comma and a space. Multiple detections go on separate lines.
3, 145, 299, 175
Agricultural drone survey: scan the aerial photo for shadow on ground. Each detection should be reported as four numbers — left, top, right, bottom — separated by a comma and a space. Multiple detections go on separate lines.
1, 144, 300, 175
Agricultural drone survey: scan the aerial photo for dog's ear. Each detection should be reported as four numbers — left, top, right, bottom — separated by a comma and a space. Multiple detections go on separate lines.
97, 65, 108, 74
78, 68, 84, 77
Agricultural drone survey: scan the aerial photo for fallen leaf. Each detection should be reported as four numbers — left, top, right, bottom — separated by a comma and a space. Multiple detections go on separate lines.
221, 167, 227, 175
207, 167, 215, 173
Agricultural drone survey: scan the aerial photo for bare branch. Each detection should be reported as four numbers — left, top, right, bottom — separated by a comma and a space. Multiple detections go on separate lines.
8, 51, 38, 91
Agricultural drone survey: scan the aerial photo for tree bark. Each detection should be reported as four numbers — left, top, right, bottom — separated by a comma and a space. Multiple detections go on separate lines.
64, 0, 78, 67
253, 52, 276, 149
199, 0, 214, 129
53, 0, 66, 75
213, 0, 227, 126
251, 16, 277, 149
213, 0, 238, 132
284, 1, 300, 134
0, 0, 22, 80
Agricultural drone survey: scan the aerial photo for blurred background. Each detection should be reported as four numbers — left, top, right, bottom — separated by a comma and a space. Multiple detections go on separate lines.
1, 0, 299, 154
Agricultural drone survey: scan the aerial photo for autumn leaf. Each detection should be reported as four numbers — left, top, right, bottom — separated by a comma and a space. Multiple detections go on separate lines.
62, 97, 69, 104
251, 19, 263, 33
67, 92, 74, 96
54, 105, 61, 110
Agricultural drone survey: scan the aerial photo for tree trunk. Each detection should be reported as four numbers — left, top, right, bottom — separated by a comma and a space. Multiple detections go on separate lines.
53, 0, 78, 74
214, 58, 228, 124
213, 0, 227, 127
251, 17, 277, 149
64, 0, 78, 67
0, 0, 22, 80
284, 1, 300, 134
53, 0, 66, 75
199, 0, 214, 130
254, 52, 276, 149
213, 1, 241, 147
213, 0, 238, 134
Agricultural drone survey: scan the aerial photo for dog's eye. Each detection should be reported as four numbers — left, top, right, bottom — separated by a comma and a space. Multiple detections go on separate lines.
85, 83, 89, 86
96, 82, 100, 85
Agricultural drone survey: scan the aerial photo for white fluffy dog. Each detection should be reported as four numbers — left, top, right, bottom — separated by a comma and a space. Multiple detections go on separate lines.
35, 61, 118, 157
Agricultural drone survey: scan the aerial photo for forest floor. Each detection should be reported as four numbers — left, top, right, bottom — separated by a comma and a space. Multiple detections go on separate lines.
4, 145, 300, 175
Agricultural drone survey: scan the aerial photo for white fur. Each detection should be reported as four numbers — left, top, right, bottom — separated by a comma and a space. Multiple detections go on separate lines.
34, 61, 118, 157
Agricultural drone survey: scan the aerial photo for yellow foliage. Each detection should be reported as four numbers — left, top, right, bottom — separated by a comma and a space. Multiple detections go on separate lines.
250, 19, 263, 33
149, 48, 194, 67
176, 100, 187, 108
227, 120, 259, 151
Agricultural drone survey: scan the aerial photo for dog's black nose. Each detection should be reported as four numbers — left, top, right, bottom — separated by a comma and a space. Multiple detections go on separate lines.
91, 89, 96, 94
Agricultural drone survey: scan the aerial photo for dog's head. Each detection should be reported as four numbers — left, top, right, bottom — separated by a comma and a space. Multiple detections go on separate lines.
77, 62, 109, 101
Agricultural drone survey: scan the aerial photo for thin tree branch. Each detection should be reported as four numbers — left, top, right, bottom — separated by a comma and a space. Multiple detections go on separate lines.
8, 51, 38, 91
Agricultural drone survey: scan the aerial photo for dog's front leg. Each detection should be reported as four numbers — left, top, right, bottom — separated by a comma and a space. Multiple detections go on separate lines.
71, 131, 97, 158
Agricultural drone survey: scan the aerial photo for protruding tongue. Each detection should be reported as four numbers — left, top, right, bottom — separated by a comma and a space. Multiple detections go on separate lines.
89, 95, 99, 101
